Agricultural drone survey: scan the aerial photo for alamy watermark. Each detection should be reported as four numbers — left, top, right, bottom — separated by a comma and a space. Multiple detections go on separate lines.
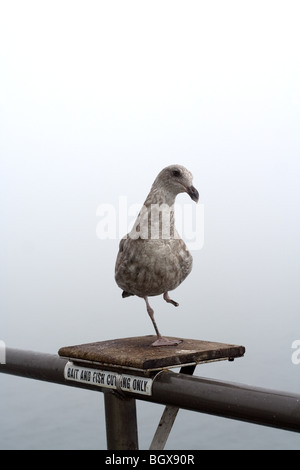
291, 340, 300, 365
0, 340, 5, 364
96, 196, 204, 250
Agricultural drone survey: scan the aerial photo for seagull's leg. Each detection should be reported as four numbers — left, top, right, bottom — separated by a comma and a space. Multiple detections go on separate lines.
163, 292, 179, 307
144, 296, 161, 338
144, 296, 182, 347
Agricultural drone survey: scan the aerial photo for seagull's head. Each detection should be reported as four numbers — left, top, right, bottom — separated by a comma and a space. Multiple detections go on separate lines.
153, 164, 199, 203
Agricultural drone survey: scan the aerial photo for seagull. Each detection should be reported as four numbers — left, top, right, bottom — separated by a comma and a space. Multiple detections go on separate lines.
115, 164, 199, 346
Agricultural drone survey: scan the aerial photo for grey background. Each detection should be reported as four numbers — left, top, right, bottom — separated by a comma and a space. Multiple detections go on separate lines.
1, 1, 300, 449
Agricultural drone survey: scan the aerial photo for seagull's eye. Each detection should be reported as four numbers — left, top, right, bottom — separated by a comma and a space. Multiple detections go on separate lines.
172, 169, 181, 178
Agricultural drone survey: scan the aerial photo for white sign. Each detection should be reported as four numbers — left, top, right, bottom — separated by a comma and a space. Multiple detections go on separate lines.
64, 361, 153, 396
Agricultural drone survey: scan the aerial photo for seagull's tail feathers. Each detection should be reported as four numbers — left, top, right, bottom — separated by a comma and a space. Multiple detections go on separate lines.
122, 290, 134, 298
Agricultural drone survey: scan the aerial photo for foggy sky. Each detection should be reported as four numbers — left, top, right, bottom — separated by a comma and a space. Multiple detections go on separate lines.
1, 0, 300, 386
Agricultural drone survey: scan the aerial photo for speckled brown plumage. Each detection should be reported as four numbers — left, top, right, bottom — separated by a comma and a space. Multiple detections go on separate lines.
115, 164, 199, 346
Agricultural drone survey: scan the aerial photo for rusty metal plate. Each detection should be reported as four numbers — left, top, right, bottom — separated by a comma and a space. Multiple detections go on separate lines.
58, 336, 245, 372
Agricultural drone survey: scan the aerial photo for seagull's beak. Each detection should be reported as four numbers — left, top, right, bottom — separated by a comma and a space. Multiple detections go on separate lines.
186, 185, 199, 203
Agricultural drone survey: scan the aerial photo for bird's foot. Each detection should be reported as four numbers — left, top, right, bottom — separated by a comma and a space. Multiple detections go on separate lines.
163, 292, 179, 307
151, 336, 182, 347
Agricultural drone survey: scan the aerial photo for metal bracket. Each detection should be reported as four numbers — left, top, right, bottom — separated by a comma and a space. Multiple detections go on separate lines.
149, 365, 196, 450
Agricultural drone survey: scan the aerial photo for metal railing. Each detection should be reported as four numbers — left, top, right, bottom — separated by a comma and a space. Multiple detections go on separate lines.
1, 347, 300, 449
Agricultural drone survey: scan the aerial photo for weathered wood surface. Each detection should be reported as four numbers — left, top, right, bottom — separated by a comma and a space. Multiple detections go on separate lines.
59, 336, 245, 372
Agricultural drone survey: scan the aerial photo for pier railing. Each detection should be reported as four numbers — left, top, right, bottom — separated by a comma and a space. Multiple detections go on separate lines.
1, 347, 300, 449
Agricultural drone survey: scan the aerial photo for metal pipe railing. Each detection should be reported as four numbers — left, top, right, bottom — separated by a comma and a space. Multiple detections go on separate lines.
151, 370, 300, 433
1, 347, 300, 446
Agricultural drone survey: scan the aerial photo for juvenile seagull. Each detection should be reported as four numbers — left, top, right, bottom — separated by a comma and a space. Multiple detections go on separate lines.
115, 164, 199, 346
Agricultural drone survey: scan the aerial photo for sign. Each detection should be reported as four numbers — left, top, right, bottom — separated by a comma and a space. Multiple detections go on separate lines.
64, 361, 153, 396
